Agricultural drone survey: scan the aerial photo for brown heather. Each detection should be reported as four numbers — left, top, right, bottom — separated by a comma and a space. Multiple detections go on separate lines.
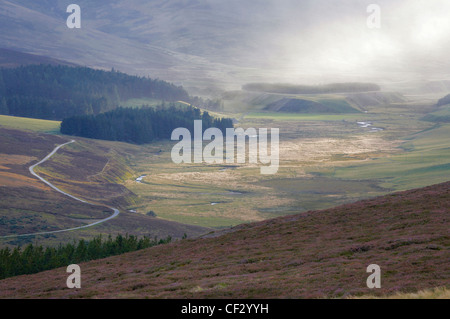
0, 181, 448, 299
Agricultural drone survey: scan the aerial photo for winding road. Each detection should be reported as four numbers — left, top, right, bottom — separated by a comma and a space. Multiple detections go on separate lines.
0, 140, 120, 239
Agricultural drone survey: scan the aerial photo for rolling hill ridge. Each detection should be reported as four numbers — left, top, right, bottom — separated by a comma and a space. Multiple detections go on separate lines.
0, 181, 448, 298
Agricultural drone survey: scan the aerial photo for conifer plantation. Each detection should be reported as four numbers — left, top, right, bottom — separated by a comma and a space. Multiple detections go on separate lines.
0, 64, 189, 120
0, 234, 173, 280
60, 105, 234, 144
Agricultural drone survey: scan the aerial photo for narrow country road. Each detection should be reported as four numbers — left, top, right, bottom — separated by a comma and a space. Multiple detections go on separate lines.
0, 140, 120, 239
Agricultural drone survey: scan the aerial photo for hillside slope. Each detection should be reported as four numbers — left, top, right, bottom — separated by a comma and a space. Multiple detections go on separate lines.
3, 1, 450, 91
0, 0, 241, 87
0, 48, 78, 68
0, 181, 448, 298
0, 127, 210, 247
264, 97, 360, 114
0, 64, 189, 120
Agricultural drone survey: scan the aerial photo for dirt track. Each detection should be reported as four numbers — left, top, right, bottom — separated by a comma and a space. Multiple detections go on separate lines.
0, 140, 120, 239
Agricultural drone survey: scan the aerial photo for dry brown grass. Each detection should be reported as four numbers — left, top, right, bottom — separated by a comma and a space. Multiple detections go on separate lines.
279, 135, 399, 163
350, 287, 450, 299
0, 172, 48, 189
0, 154, 35, 166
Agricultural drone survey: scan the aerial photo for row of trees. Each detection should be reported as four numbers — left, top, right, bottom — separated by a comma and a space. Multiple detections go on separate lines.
242, 82, 381, 94
437, 94, 450, 106
188, 96, 224, 111
60, 104, 234, 144
0, 64, 190, 120
0, 234, 173, 280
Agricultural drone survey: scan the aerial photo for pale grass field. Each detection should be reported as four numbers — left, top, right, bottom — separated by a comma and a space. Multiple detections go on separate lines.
0, 115, 61, 133
350, 287, 449, 299
126, 128, 402, 227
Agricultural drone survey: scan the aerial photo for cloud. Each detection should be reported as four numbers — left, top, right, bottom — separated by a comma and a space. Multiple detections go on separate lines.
4, 0, 449, 85
248, 0, 450, 82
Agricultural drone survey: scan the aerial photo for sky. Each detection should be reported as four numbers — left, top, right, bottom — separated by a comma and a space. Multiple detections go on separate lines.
2, 0, 450, 87
243, 0, 450, 84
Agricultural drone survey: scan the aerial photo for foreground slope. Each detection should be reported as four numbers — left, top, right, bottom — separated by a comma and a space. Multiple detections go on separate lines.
0, 181, 448, 298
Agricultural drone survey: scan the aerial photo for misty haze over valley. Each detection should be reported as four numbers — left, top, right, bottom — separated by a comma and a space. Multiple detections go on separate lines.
2, 0, 450, 92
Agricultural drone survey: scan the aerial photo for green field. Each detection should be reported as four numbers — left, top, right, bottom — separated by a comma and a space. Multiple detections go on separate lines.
326, 124, 450, 190
245, 112, 365, 121
0, 115, 61, 133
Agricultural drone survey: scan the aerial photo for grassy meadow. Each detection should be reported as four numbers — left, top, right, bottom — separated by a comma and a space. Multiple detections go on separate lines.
0, 115, 61, 133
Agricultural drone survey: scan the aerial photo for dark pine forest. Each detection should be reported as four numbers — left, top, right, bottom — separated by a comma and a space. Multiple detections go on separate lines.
60, 105, 234, 144
0, 64, 234, 144
0, 64, 189, 120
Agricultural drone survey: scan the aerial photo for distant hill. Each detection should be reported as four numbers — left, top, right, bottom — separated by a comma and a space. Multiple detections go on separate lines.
422, 106, 450, 123
5, 1, 447, 90
0, 48, 77, 68
345, 91, 406, 108
419, 81, 450, 95
1, 180, 448, 298
0, 64, 189, 120
243, 82, 381, 94
436, 94, 450, 107
420, 94, 450, 123
220, 88, 406, 114
264, 97, 361, 114
235, 82, 398, 114
0, 0, 259, 87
